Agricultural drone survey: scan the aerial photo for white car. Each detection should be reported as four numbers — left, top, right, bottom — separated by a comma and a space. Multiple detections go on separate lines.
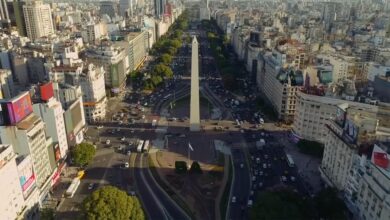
240, 163, 244, 168
231, 196, 237, 203
121, 137, 126, 141
124, 162, 129, 168
106, 139, 111, 145
97, 125, 103, 129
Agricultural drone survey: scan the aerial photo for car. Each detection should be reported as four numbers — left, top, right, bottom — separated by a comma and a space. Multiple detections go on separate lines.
247, 200, 253, 207
259, 171, 263, 176
130, 129, 135, 133
291, 176, 296, 182
281, 176, 287, 182
121, 137, 126, 141
106, 139, 111, 145
97, 125, 104, 129
124, 162, 129, 168
127, 150, 131, 156
231, 196, 237, 203
263, 163, 267, 169
240, 163, 244, 168
88, 183, 95, 190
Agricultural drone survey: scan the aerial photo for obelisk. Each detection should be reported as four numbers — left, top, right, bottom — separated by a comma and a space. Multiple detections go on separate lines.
190, 36, 200, 131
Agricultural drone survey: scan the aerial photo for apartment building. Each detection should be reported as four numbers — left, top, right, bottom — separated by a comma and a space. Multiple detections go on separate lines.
0, 145, 26, 220
258, 50, 303, 122
79, 64, 107, 122
293, 89, 379, 143
344, 144, 390, 220
33, 84, 68, 159
23, 0, 54, 40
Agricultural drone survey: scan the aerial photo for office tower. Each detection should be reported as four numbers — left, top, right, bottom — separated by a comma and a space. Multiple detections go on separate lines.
13, 0, 27, 36
0, 0, 10, 27
100, 1, 119, 19
154, 0, 165, 18
23, 0, 54, 40
120, 0, 133, 18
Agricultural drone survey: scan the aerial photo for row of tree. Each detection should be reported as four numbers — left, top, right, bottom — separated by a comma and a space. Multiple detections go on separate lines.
142, 12, 189, 90
202, 19, 244, 91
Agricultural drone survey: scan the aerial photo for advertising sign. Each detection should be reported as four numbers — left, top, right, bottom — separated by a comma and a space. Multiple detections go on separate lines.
343, 119, 359, 144
40, 82, 54, 101
6, 92, 33, 125
54, 144, 61, 162
17, 156, 36, 198
335, 107, 346, 127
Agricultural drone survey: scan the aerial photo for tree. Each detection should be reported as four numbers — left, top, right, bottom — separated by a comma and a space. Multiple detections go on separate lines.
250, 190, 313, 220
160, 53, 172, 64
189, 161, 202, 174
170, 39, 182, 49
175, 161, 187, 174
314, 188, 347, 220
152, 63, 173, 78
82, 186, 145, 220
72, 143, 96, 167
39, 208, 55, 220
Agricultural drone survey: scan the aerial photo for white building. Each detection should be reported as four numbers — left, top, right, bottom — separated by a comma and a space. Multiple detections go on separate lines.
79, 64, 107, 122
0, 69, 13, 99
258, 50, 303, 121
367, 62, 390, 82
293, 89, 379, 143
23, 0, 55, 40
0, 145, 26, 220
33, 98, 68, 159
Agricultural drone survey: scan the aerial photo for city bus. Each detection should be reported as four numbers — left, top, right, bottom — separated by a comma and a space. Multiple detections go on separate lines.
137, 140, 145, 153
65, 178, 80, 198
142, 140, 150, 153
286, 154, 295, 167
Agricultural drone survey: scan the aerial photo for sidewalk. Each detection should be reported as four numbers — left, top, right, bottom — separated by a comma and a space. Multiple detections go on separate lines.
214, 154, 230, 220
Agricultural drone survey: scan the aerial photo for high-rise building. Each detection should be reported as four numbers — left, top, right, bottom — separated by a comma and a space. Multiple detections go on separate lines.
154, 0, 165, 18
0, 69, 14, 99
100, 1, 119, 19
33, 83, 69, 159
79, 64, 107, 122
119, 0, 133, 18
0, 0, 10, 27
23, 0, 54, 40
0, 92, 52, 191
11, 0, 27, 36
0, 145, 26, 220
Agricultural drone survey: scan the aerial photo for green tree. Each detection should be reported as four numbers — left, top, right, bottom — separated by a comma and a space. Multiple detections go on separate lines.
175, 161, 187, 174
314, 188, 347, 220
152, 63, 173, 78
160, 53, 172, 64
170, 39, 182, 49
72, 143, 96, 167
189, 161, 202, 174
39, 208, 55, 220
250, 190, 312, 220
82, 186, 145, 220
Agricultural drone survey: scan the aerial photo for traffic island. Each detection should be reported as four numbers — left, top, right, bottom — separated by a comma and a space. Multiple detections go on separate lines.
149, 137, 225, 220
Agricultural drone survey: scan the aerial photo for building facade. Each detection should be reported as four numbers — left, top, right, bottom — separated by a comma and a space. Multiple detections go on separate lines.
23, 0, 54, 40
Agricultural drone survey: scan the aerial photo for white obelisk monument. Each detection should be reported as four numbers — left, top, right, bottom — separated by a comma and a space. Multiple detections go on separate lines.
190, 36, 200, 131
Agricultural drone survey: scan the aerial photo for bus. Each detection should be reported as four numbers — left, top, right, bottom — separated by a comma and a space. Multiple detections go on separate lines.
137, 140, 145, 153
142, 140, 150, 153
65, 178, 80, 198
286, 154, 295, 167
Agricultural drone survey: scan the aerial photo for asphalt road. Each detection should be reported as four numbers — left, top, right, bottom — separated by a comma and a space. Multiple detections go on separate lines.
134, 153, 190, 220
229, 148, 251, 220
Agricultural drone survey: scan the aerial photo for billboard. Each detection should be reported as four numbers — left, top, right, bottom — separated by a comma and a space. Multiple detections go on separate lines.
17, 155, 36, 199
343, 119, 359, 144
6, 92, 33, 125
40, 82, 54, 101
335, 106, 346, 127
371, 145, 390, 169
54, 144, 61, 162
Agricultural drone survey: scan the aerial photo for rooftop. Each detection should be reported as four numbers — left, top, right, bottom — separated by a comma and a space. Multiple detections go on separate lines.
16, 113, 41, 130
